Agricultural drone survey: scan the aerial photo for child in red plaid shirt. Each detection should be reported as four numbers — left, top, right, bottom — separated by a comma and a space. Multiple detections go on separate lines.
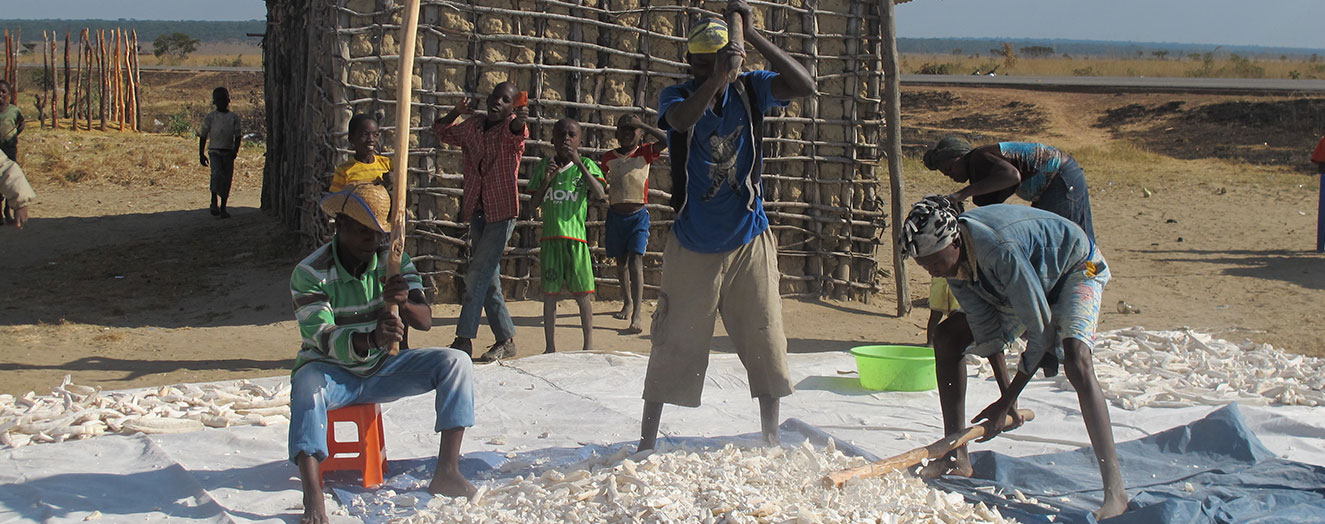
432, 81, 529, 362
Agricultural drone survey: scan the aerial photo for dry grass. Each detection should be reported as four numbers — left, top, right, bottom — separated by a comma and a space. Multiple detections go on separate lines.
16, 127, 265, 190
901, 54, 1325, 80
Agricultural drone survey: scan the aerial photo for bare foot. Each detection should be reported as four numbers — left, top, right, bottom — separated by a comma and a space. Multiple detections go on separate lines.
1095, 495, 1129, 520
622, 319, 643, 335
300, 490, 329, 523
613, 304, 630, 320
428, 470, 477, 499
917, 452, 973, 479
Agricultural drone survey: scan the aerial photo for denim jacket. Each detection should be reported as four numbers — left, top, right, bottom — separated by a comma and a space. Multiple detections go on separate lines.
946, 205, 1094, 374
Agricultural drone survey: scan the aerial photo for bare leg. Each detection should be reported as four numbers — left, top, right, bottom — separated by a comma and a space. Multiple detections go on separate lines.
295, 452, 329, 524
614, 255, 630, 320
638, 400, 663, 451
921, 313, 975, 479
1062, 338, 1128, 519
758, 395, 780, 446
428, 427, 477, 498
625, 254, 645, 334
575, 293, 594, 351
542, 297, 557, 354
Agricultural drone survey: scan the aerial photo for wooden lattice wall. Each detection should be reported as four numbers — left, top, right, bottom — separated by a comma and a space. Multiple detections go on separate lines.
263, 0, 891, 303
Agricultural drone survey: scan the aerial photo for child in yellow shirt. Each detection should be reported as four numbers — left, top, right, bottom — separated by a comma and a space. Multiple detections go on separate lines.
330, 114, 392, 192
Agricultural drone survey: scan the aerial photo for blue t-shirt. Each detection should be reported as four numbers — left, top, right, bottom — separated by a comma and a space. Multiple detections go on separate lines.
658, 70, 788, 253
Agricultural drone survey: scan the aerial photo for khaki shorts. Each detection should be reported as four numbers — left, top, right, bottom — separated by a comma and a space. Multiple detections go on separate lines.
642, 229, 792, 407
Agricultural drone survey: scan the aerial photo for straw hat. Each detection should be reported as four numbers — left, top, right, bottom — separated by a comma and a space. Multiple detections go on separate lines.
321, 183, 392, 233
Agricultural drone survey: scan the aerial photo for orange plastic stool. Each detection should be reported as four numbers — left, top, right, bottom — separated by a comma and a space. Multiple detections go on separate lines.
320, 403, 387, 488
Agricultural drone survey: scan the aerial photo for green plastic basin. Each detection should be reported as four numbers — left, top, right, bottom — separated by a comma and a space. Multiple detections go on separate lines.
849, 345, 938, 391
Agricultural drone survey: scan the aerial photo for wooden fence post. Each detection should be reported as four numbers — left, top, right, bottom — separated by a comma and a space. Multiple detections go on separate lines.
131, 29, 141, 131
98, 29, 106, 131
63, 31, 71, 121
881, 0, 909, 317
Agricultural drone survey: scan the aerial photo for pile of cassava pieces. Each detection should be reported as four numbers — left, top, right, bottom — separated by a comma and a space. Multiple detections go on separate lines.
387, 441, 1013, 524
0, 375, 290, 448
974, 328, 1325, 410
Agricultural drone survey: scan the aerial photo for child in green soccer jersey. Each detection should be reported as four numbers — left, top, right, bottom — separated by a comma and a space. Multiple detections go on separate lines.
528, 118, 607, 354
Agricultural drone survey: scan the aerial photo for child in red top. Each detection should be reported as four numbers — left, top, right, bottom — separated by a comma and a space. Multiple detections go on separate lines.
431, 81, 529, 362
599, 114, 667, 334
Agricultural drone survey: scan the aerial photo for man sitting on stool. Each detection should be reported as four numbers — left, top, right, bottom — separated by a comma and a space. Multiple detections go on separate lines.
288, 183, 476, 523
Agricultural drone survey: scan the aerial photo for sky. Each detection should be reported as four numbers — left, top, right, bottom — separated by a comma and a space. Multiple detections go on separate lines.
2, 0, 1324, 50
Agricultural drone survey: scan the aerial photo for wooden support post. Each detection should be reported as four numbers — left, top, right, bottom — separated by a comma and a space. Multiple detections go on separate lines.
72, 30, 82, 130
41, 31, 49, 128
880, 0, 909, 317
122, 28, 132, 132
3, 31, 9, 100
131, 30, 141, 132
85, 29, 93, 131
114, 29, 123, 131
50, 32, 58, 130
98, 29, 106, 131
63, 31, 71, 120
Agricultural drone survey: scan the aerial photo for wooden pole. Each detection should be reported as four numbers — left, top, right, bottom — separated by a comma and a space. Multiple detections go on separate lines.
880, 0, 909, 317
822, 409, 1036, 488
725, 12, 744, 75
41, 31, 49, 129
72, 30, 82, 130
85, 29, 93, 131
121, 28, 130, 132
3, 31, 9, 98
131, 29, 141, 132
115, 29, 123, 131
386, 0, 423, 355
11, 28, 18, 99
50, 32, 58, 130
98, 29, 106, 131
63, 31, 71, 120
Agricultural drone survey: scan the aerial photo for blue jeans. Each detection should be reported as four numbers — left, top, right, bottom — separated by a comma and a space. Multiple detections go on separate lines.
457, 212, 516, 340
288, 348, 474, 463
1033, 158, 1095, 243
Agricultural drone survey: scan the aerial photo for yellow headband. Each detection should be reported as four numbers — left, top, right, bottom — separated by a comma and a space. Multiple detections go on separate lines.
687, 18, 729, 55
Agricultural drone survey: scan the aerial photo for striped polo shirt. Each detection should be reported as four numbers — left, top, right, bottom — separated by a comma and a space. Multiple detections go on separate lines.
290, 239, 424, 376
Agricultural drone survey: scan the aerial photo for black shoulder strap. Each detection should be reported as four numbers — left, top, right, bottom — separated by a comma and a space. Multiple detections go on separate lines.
667, 86, 691, 211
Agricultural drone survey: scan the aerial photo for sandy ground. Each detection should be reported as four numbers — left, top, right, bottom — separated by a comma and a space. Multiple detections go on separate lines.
2, 87, 1323, 397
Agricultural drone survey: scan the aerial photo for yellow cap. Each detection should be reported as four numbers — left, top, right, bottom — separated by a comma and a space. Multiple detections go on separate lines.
687, 18, 729, 55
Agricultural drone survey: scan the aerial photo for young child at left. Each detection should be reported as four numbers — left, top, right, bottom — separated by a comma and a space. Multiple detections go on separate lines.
527, 118, 606, 354
0, 80, 26, 225
198, 87, 242, 219
329, 114, 391, 192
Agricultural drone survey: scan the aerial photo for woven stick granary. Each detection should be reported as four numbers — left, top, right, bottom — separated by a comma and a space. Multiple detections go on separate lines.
262, 0, 894, 303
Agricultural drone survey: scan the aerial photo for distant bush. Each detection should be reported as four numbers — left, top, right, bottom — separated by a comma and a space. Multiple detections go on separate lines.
1072, 66, 1101, 76
166, 105, 195, 136
1020, 45, 1054, 58
208, 55, 245, 68
915, 62, 960, 75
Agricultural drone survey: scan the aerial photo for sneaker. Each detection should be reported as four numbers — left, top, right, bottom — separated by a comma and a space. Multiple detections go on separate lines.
450, 336, 473, 356
476, 339, 516, 363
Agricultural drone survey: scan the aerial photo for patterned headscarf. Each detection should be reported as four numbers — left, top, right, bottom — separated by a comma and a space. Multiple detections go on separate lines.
900, 195, 963, 258
922, 136, 973, 171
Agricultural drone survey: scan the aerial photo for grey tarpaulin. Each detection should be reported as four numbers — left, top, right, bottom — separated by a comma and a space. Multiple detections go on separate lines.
929, 404, 1325, 524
